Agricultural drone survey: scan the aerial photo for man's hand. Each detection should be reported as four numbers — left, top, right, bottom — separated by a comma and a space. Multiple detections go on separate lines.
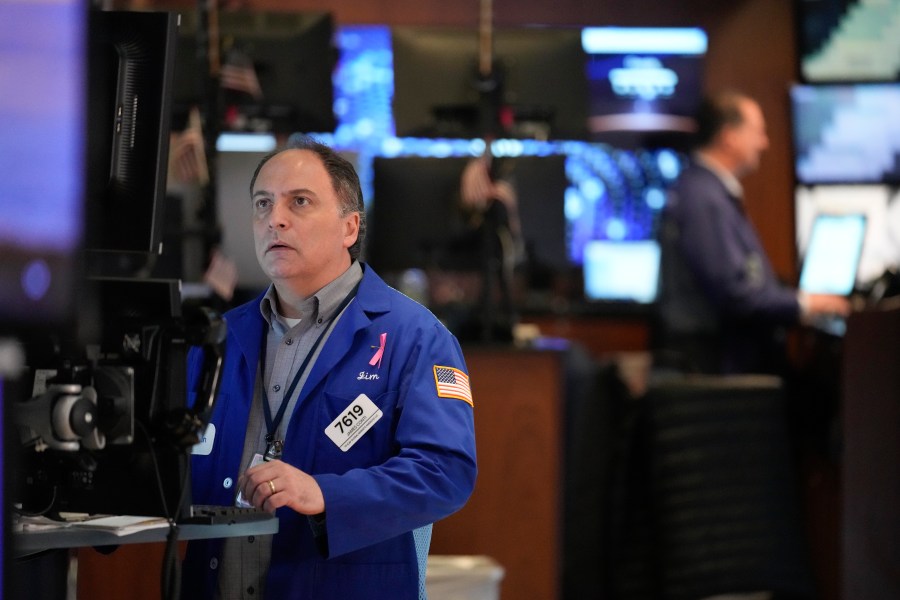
460, 157, 496, 212
238, 459, 325, 515
801, 292, 853, 321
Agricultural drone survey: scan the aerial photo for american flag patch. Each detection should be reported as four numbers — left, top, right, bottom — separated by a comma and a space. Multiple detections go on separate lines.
433, 365, 474, 407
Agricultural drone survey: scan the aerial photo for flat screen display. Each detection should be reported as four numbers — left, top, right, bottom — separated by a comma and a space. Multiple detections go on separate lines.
795, 184, 900, 287
798, 212, 867, 295
581, 27, 707, 148
583, 240, 661, 303
791, 83, 900, 185
797, 0, 900, 82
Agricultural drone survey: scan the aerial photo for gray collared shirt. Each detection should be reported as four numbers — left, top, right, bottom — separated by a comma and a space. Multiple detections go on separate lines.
217, 261, 364, 600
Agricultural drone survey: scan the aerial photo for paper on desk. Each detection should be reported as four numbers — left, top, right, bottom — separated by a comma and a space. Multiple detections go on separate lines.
68, 515, 171, 536
16, 515, 71, 532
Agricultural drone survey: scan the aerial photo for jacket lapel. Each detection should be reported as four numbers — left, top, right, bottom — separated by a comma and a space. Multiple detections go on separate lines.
296, 266, 391, 405
225, 295, 266, 392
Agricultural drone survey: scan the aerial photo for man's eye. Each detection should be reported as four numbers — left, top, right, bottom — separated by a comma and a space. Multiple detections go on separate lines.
293, 196, 309, 207
253, 199, 271, 211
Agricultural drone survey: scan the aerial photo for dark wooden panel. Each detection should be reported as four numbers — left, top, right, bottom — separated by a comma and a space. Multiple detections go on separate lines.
521, 315, 650, 358
842, 306, 900, 600
431, 348, 565, 600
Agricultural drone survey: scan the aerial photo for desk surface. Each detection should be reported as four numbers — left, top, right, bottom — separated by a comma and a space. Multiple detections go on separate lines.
14, 517, 278, 557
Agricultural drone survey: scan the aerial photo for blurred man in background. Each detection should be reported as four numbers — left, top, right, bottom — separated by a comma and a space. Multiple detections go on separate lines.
655, 90, 850, 374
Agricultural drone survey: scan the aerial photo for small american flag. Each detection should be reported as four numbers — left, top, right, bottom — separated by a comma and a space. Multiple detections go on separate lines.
168, 106, 208, 185
220, 49, 263, 100
433, 366, 473, 407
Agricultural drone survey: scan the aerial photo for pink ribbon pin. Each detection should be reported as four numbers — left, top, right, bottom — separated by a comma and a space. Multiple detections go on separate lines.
369, 332, 387, 368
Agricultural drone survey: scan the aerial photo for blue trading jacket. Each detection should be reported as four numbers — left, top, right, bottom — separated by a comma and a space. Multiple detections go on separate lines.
181, 264, 477, 599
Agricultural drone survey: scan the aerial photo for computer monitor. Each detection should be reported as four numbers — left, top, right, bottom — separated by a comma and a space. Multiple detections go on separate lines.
172, 10, 337, 134
367, 154, 568, 278
391, 26, 588, 140
795, 185, 900, 288
790, 83, 900, 186
798, 213, 867, 296
581, 27, 707, 149
85, 10, 178, 258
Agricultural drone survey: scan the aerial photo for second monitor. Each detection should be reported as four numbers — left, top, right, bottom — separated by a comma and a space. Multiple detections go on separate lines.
367, 154, 569, 281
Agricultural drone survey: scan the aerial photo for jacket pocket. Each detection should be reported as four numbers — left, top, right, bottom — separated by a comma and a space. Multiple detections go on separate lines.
313, 389, 399, 473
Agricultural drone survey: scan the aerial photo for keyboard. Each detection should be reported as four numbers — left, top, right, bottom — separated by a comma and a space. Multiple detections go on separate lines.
181, 504, 272, 525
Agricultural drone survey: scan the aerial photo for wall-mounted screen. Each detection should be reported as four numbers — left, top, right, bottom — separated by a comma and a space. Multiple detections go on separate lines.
797, 0, 900, 82
581, 27, 707, 149
791, 83, 900, 185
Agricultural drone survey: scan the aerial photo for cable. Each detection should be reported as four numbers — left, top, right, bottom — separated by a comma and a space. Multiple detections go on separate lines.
12, 485, 58, 518
159, 462, 193, 600
137, 413, 194, 600
161, 523, 182, 600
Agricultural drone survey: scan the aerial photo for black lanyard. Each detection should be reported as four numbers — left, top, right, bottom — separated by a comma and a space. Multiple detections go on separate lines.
260, 283, 359, 452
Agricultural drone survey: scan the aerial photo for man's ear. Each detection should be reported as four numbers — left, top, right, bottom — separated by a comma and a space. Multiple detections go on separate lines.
343, 211, 360, 249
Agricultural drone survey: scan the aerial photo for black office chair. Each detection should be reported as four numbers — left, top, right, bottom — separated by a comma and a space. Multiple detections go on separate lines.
640, 374, 817, 600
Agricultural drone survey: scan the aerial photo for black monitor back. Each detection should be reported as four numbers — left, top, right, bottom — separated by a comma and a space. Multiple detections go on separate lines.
367, 154, 569, 276
391, 27, 588, 140
171, 10, 337, 134
86, 11, 178, 257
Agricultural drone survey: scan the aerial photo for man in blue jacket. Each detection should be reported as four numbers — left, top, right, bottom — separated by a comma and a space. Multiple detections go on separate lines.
656, 90, 850, 374
182, 135, 477, 599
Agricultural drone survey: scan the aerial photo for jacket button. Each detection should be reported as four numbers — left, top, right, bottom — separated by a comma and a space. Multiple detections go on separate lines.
285, 338, 293, 345
223, 477, 233, 489
209, 558, 218, 570
273, 384, 281, 392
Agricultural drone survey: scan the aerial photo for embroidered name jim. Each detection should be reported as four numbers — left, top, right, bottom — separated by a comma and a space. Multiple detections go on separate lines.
357, 371, 380, 380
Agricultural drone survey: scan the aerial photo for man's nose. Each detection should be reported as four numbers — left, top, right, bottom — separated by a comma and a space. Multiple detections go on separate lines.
268, 202, 289, 229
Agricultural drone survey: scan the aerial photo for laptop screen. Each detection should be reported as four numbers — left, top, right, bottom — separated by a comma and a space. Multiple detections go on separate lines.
798, 213, 867, 295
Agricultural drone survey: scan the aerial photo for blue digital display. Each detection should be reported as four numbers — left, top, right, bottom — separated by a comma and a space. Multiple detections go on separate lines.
791, 83, 900, 185
580, 27, 707, 139
0, 0, 86, 326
